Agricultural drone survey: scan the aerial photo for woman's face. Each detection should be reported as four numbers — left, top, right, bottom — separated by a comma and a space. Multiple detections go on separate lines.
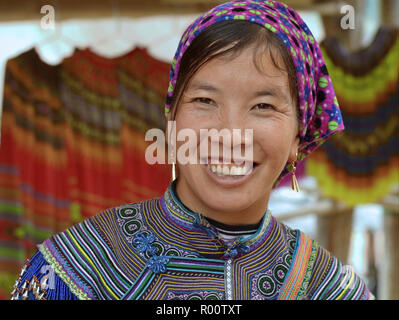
168, 44, 299, 224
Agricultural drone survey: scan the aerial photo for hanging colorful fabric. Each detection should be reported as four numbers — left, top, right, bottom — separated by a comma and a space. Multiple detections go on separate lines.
306, 27, 399, 206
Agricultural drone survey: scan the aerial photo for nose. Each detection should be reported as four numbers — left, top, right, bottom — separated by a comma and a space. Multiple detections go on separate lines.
205, 107, 253, 164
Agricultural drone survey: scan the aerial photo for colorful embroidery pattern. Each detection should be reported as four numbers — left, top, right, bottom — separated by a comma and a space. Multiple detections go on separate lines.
12, 182, 372, 300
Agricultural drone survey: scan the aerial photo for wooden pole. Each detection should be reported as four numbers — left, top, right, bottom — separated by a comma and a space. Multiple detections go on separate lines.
365, 229, 378, 298
316, 203, 354, 265
378, 209, 399, 300
381, 0, 399, 28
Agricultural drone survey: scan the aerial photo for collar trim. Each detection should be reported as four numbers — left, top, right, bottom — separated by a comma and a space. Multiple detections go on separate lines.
161, 181, 273, 248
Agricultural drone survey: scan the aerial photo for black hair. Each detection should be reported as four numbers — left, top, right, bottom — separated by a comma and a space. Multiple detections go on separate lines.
169, 20, 299, 122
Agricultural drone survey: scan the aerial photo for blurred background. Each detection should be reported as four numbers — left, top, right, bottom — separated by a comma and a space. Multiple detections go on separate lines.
0, 0, 397, 300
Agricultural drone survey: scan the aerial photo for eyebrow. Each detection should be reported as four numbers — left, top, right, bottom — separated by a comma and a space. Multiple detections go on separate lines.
188, 81, 288, 101
253, 88, 288, 101
188, 82, 221, 93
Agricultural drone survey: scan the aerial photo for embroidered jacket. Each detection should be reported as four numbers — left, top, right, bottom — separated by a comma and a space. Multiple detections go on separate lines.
11, 181, 373, 300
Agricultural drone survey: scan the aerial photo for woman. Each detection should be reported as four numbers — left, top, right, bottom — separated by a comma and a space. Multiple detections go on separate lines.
11, 0, 372, 300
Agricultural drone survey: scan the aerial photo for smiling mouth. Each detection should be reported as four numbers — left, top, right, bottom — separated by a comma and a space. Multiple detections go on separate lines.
204, 160, 259, 178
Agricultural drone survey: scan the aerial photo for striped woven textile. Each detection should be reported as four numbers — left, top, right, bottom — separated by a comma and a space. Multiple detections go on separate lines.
306, 26, 399, 206
0, 47, 171, 299
10, 181, 373, 300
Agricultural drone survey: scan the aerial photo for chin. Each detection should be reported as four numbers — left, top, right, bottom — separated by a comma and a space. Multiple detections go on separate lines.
202, 188, 256, 212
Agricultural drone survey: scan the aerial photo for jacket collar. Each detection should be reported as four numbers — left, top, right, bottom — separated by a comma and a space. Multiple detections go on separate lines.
160, 180, 273, 257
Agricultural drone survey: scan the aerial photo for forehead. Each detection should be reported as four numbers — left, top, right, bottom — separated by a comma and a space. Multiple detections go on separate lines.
187, 45, 290, 97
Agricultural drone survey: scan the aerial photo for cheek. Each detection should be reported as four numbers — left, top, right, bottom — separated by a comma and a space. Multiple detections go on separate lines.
175, 108, 213, 133
174, 111, 219, 156
174, 122, 202, 164
254, 120, 297, 158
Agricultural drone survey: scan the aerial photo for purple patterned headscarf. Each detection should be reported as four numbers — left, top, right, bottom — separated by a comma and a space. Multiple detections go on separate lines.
164, 0, 344, 182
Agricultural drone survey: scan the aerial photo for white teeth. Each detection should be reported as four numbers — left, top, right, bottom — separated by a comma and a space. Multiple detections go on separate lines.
208, 164, 252, 176
223, 166, 229, 175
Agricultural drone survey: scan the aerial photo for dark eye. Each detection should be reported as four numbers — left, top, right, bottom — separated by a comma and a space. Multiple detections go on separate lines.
193, 97, 214, 105
253, 103, 275, 111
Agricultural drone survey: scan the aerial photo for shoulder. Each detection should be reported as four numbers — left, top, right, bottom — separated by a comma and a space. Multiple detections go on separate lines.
11, 197, 160, 300
307, 244, 374, 300
287, 228, 374, 300
53, 197, 160, 250
10, 251, 79, 300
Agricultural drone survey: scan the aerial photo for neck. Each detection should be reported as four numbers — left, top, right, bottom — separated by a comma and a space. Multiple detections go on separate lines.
174, 178, 269, 226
